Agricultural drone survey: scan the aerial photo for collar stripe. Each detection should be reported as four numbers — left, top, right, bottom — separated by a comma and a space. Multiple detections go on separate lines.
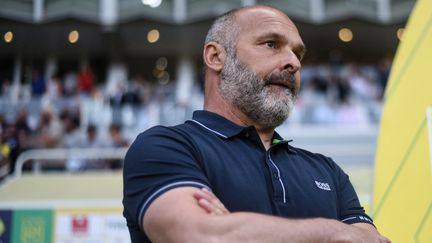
190, 119, 228, 138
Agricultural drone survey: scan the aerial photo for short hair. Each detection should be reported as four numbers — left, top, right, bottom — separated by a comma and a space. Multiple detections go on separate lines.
204, 8, 240, 54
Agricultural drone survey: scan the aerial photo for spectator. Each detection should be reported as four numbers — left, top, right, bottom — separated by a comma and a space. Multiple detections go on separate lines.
30, 70, 46, 97
0, 133, 11, 179
62, 110, 84, 172
61, 109, 82, 148
106, 123, 128, 169
69, 124, 108, 171
78, 65, 95, 95
63, 68, 78, 97
108, 123, 129, 148
46, 75, 63, 100
34, 107, 64, 148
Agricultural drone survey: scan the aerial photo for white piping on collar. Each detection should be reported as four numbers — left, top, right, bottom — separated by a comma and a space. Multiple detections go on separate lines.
190, 119, 228, 138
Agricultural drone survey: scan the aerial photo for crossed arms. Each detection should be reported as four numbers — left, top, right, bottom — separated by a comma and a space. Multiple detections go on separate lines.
143, 187, 391, 243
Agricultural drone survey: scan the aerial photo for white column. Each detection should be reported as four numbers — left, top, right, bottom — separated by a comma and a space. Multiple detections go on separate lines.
173, 0, 187, 23
377, 0, 391, 23
33, 0, 44, 22
11, 55, 22, 102
241, 0, 256, 6
174, 55, 196, 122
105, 61, 128, 126
310, 0, 324, 23
175, 55, 195, 105
106, 61, 128, 98
100, 0, 118, 29
44, 55, 57, 81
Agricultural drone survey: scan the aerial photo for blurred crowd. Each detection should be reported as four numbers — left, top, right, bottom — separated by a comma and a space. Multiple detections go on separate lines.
0, 108, 129, 178
0, 56, 392, 179
295, 56, 392, 125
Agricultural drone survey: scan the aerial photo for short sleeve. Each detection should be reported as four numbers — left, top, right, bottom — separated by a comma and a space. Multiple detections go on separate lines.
335, 164, 375, 226
122, 126, 211, 233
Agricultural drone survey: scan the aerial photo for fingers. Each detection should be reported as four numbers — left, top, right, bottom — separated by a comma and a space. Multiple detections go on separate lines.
193, 188, 230, 215
197, 198, 225, 215
201, 188, 229, 214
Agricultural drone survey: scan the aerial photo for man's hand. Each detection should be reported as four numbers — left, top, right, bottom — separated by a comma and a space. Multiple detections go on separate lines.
146, 187, 391, 242
339, 223, 391, 243
194, 188, 391, 243
193, 188, 230, 215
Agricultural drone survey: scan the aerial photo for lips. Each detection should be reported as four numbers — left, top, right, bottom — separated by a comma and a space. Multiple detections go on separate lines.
264, 74, 297, 96
268, 80, 290, 88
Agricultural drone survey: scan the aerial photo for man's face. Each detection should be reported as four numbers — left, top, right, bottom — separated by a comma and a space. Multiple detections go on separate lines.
220, 49, 297, 129
219, 8, 305, 129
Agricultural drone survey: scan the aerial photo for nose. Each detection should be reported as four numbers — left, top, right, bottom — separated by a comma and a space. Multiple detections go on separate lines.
280, 50, 301, 74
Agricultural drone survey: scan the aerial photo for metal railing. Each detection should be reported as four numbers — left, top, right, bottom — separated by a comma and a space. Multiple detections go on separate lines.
12, 147, 128, 177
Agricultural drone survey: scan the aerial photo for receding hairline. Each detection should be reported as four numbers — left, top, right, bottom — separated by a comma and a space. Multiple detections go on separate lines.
234, 5, 297, 31
234, 5, 290, 17
205, 5, 294, 45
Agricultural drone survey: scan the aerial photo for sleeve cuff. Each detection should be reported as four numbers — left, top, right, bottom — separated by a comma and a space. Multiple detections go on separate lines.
137, 180, 210, 229
341, 215, 375, 226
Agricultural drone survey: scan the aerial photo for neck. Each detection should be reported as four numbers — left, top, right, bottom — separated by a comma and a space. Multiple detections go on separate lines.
204, 91, 275, 150
255, 126, 275, 150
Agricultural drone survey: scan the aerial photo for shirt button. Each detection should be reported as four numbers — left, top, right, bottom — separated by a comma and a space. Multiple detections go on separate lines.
273, 172, 279, 180
245, 132, 250, 138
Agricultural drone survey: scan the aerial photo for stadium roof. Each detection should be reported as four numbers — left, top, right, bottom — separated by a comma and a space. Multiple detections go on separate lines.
0, 0, 416, 60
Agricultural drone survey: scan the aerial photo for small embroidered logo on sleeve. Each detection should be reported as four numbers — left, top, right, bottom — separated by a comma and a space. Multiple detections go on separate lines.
315, 181, 331, 191
358, 216, 373, 223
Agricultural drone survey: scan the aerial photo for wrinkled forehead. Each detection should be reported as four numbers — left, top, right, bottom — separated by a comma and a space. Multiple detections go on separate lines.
234, 7, 299, 35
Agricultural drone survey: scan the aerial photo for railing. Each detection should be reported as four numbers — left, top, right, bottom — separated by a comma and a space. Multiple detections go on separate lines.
12, 147, 128, 178
7, 125, 378, 177
1, 126, 377, 210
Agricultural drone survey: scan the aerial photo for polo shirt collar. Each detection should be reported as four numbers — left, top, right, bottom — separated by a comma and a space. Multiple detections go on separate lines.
272, 132, 297, 154
190, 110, 245, 138
189, 110, 296, 154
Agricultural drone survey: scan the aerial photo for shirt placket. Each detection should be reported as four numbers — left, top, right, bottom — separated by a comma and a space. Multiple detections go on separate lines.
266, 149, 287, 203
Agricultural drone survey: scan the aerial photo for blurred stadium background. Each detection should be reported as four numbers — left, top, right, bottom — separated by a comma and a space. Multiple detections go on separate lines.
0, 0, 416, 242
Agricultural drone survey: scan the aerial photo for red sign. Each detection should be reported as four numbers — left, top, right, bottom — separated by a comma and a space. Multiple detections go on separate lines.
71, 215, 88, 233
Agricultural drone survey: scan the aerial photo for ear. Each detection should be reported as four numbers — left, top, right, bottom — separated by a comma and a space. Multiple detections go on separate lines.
203, 42, 226, 72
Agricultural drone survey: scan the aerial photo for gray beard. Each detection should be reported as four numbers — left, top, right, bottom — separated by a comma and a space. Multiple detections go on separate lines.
219, 52, 297, 129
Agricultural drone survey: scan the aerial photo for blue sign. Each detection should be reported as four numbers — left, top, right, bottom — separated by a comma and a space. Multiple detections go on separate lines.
0, 210, 12, 243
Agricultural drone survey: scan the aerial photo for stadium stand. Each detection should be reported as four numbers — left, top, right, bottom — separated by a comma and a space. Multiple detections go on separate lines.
0, 0, 415, 242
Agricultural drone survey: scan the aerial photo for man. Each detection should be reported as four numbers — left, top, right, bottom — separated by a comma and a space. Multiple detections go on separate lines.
123, 5, 391, 243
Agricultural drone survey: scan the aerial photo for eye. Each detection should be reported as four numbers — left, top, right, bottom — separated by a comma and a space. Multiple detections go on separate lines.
264, 41, 276, 49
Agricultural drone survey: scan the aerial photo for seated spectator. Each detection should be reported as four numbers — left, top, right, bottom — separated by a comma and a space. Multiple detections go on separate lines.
61, 109, 82, 148
31, 70, 46, 97
66, 124, 108, 172
0, 133, 11, 179
106, 123, 129, 169
108, 123, 129, 148
63, 69, 78, 97
34, 107, 64, 148
78, 65, 95, 95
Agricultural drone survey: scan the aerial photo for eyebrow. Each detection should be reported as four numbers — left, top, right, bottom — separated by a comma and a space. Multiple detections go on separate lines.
256, 32, 307, 59
256, 32, 286, 43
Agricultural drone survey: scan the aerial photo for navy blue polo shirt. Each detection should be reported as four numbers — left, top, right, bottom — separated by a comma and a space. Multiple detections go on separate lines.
123, 110, 373, 242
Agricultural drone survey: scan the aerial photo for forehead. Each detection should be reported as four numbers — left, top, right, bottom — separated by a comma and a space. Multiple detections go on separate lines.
235, 8, 303, 42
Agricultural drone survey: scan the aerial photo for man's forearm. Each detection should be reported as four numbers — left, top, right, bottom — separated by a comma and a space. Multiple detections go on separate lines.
199, 212, 349, 243
144, 187, 389, 243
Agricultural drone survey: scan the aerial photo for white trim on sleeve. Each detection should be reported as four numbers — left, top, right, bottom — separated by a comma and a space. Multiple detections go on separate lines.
138, 181, 210, 229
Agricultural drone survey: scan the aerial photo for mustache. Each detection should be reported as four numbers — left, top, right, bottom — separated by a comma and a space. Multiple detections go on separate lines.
264, 71, 298, 95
